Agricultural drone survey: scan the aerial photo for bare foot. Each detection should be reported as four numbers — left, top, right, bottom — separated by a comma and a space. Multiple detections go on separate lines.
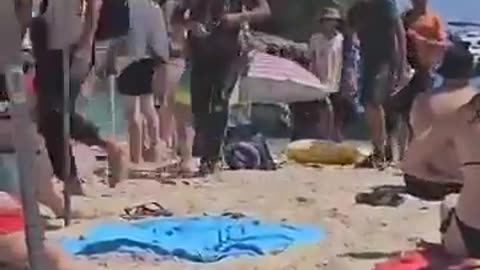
106, 143, 127, 188
178, 159, 198, 177
143, 141, 174, 163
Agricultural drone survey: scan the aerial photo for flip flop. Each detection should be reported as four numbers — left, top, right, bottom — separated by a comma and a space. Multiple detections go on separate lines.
355, 189, 405, 207
222, 212, 246, 219
122, 202, 173, 220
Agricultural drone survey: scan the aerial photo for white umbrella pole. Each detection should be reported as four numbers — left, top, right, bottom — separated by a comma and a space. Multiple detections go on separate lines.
5, 65, 47, 270
108, 74, 116, 136
58, 0, 74, 227
62, 48, 72, 226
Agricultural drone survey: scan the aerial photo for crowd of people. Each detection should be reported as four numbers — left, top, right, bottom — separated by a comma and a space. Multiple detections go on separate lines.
1, 0, 480, 268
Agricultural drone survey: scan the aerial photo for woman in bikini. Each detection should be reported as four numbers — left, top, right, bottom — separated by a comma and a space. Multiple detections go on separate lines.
402, 45, 480, 258
157, 0, 197, 175
0, 192, 84, 269
401, 44, 477, 200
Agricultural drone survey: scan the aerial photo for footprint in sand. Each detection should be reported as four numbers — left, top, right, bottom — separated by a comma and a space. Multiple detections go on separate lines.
295, 196, 316, 205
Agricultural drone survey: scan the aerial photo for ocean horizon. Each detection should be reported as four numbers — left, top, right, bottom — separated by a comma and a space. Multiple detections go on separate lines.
397, 0, 479, 23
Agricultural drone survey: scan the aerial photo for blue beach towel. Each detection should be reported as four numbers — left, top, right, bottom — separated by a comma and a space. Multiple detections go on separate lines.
61, 214, 323, 262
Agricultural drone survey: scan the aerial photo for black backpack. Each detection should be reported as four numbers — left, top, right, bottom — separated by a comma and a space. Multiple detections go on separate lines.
95, 0, 130, 41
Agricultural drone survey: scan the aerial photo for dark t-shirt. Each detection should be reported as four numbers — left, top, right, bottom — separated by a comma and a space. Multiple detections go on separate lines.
353, 0, 399, 66
182, 0, 243, 64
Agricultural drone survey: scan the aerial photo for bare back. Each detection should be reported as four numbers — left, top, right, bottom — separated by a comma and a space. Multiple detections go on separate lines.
411, 85, 477, 135
408, 85, 477, 182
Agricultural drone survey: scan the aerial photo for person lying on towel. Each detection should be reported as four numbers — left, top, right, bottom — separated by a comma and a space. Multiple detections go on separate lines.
0, 191, 86, 270
401, 44, 478, 201
402, 46, 480, 258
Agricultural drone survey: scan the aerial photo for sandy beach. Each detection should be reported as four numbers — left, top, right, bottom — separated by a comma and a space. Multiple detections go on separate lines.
39, 144, 441, 270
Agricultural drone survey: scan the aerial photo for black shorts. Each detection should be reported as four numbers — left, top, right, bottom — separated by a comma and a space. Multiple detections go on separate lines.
387, 69, 431, 116
360, 61, 395, 106
117, 58, 157, 96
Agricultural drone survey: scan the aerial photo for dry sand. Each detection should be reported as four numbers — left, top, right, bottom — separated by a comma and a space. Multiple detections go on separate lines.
42, 145, 441, 270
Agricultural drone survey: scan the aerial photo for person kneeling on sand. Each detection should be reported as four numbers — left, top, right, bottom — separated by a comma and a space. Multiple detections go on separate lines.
402, 46, 480, 258
0, 192, 84, 270
401, 45, 477, 200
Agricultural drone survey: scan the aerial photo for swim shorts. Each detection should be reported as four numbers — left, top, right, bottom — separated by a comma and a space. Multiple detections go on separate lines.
360, 61, 395, 106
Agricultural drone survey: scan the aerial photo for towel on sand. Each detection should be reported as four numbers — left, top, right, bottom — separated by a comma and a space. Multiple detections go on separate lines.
61, 214, 323, 262
374, 248, 480, 270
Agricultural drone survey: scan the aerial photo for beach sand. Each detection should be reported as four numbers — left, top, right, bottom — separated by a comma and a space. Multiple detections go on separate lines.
38, 144, 442, 270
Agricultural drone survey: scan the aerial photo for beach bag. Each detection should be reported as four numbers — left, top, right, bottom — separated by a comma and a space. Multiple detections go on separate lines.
224, 141, 261, 170
224, 124, 276, 170
95, 0, 130, 41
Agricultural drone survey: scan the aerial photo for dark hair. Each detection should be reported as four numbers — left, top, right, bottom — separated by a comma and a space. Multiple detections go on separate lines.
437, 45, 474, 79
466, 93, 480, 124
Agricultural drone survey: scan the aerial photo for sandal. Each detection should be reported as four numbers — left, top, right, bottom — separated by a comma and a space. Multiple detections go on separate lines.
122, 202, 173, 220
222, 212, 246, 219
355, 188, 405, 207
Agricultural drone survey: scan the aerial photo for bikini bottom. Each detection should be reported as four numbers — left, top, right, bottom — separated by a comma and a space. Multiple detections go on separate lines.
440, 208, 480, 258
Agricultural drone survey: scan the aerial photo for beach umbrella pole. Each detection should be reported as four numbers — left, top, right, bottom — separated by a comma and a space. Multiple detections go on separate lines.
108, 74, 116, 136
5, 65, 47, 270
62, 48, 72, 227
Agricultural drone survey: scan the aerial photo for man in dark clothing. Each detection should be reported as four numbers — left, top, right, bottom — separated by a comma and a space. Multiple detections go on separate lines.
32, 0, 126, 194
173, 0, 270, 174
348, 0, 409, 168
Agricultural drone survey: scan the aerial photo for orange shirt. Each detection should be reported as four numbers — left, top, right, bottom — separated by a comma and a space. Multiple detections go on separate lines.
409, 8, 446, 42
408, 9, 446, 69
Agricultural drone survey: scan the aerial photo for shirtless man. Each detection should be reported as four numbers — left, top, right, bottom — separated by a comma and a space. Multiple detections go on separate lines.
402, 46, 480, 257
402, 45, 476, 200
